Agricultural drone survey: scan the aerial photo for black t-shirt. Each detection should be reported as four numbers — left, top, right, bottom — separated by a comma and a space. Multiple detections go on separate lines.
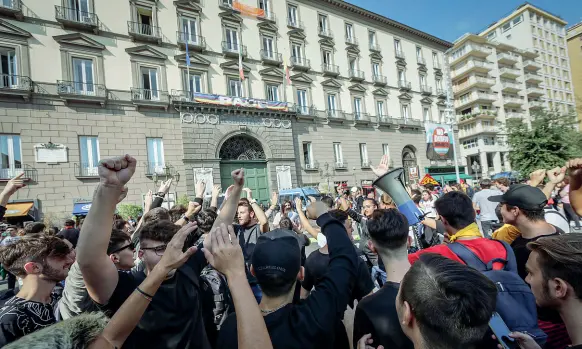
57, 228, 80, 248
97, 249, 210, 349
302, 249, 374, 307
0, 296, 59, 346
233, 224, 263, 285
353, 282, 413, 349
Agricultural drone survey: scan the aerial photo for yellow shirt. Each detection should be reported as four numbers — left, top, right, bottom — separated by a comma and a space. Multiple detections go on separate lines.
492, 224, 521, 244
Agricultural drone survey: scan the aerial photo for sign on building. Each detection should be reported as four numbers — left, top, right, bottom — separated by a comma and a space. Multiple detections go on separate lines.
34, 143, 68, 163
276, 166, 292, 191
193, 168, 214, 197
409, 167, 419, 180
425, 123, 454, 160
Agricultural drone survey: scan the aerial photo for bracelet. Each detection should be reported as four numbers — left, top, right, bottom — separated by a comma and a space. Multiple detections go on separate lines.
155, 192, 166, 198
249, 199, 257, 204
181, 214, 190, 223
136, 287, 154, 301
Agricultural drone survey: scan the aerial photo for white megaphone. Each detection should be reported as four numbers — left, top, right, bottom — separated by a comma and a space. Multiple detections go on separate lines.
372, 167, 423, 226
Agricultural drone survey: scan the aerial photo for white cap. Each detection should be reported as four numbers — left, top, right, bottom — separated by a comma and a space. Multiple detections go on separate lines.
350, 186, 358, 192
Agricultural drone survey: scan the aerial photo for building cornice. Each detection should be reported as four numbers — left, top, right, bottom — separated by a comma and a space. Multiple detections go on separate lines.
315, 0, 453, 49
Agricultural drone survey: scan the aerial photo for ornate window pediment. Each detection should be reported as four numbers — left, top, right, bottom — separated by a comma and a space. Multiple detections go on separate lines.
322, 78, 342, 88
126, 45, 167, 60
290, 73, 313, 84
372, 88, 389, 96
348, 84, 366, 93
174, 53, 210, 66
54, 33, 104, 50
220, 59, 251, 73
398, 92, 412, 100
420, 97, 433, 104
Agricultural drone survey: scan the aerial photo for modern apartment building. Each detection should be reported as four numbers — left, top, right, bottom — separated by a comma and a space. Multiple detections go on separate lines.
448, 34, 544, 178
479, 3, 576, 114
0, 0, 454, 220
567, 22, 582, 125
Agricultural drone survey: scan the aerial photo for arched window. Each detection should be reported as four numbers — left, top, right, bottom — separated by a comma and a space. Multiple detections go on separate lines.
219, 135, 266, 160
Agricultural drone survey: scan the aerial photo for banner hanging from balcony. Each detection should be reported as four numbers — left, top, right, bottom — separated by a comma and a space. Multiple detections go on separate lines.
233, 1, 265, 17
192, 93, 289, 111
425, 123, 454, 161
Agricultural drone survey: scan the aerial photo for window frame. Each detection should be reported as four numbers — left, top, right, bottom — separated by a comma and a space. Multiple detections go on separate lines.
0, 134, 22, 178
78, 135, 100, 173
265, 82, 280, 101
333, 142, 343, 164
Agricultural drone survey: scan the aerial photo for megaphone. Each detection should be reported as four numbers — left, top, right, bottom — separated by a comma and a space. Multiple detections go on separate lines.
372, 167, 423, 226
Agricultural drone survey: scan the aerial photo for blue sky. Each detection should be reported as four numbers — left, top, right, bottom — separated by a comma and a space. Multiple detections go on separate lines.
347, 0, 582, 43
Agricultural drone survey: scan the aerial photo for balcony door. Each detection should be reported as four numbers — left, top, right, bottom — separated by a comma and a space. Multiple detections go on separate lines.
68, 0, 90, 22
181, 17, 198, 44
296, 89, 308, 114
72, 58, 94, 95
262, 36, 274, 58
79, 136, 100, 176
141, 67, 159, 100
292, 44, 303, 63
0, 48, 17, 88
353, 97, 362, 118
225, 27, 239, 51
137, 7, 153, 35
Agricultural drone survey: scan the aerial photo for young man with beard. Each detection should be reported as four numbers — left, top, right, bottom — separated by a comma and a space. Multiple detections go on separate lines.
77, 155, 234, 349
504, 234, 582, 349
0, 235, 74, 345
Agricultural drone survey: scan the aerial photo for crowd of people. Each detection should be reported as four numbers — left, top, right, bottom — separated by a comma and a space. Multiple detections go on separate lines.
0, 154, 581, 349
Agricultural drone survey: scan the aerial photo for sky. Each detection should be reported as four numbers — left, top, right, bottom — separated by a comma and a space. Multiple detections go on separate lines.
346, 0, 582, 43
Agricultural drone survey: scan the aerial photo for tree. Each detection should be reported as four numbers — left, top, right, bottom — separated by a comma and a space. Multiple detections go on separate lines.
117, 204, 143, 220
507, 108, 582, 176
176, 194, 189, 207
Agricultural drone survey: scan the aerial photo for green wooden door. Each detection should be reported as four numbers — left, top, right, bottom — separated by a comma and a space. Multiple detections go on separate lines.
220, 161, 270, 205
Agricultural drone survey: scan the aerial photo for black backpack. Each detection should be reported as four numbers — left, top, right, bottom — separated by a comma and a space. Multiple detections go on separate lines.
200, 265, 234, 330
448, 241, 548, 346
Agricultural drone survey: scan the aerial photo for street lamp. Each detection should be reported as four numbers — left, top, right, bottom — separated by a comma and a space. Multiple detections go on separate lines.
471, 160, 481, 179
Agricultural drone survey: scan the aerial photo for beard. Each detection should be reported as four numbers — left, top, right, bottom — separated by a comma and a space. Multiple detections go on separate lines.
41, 262, 67, 282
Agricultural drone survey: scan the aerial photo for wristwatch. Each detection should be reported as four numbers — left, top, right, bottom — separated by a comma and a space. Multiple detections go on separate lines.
181, 214, 190, 223
155, 192, 166, 198
249, 199, 257, 204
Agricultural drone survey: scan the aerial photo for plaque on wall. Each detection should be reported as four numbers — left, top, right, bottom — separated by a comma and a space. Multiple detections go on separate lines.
276, 166, 292, 191
193, 168, 214, 197
34, 143, 68, 164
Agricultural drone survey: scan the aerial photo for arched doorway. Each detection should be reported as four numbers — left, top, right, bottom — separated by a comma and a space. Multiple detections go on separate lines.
219, 135, 270, 204
402, 146, 418, 184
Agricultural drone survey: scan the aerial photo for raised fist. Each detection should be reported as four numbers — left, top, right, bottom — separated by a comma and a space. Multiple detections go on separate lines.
231, 168, 244, 186
98, 155, 137, 188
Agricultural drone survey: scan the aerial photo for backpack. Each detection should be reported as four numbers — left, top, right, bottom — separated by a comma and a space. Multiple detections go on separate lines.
448, 241, 548, 346
199, 265, 234, 330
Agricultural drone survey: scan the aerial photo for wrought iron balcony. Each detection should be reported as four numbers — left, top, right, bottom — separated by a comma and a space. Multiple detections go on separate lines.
55, 6, 99, 32
318, 28, 333, 38
218, 0, 239, 11
326, 109, 344, 122
369, 43, 381, 52
145, 162, 169, 176
257, 10, 276, 22
417, 56, 426, 65
57, 80, 107, 105
398, 80, 411, 91
378, 115, 397, 126
304, 161, 319, 171
287, 18, 304, 30
373, 74, 387, 86
397, 118, 422, 127
171, 90, 196, 104
433, 62, 442, 70
131, 88, 169, 108
322, 63, 340, 76
290, 56, 310, 70
436, 88, 447, 98
395, 50, 405, 60
354, 112, 371, 124
295, 105, 317, 118
74, 163, 100, 178
420, 85, 432, 95
176, 32, 206, 51
0, 164, 34, 181
348, 69, 365, 81
0, 0, 23, 19
128, 21, 162, 43
334, 161, 348, 170
222, 41, 247, 57
0, 74, 32, 98
361, 160, 372, 168
345, 36, 358, 45
260, 50, 282, 65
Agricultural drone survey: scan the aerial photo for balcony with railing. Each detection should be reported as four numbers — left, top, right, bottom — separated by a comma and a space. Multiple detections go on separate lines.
131, 88, 169, 108
260, 50, 282, 65
290, 56, 310, 71
361, 159, 372, 168
295, 105, 317, 119
348, 69, 364, 81
372, 74, 387, 86
0, 0, 22, 19
75, 163, 100, 178
497, 52, 519, 64
222, 41, 247, 57
0, 164, 35, 182
499, 66, 521, 79
451, 59, 493, 78
318, 28, 333, 38
128, 21, 162, 43
454, 91, 496, 108
420, 85, 432, 95
523, 59, 542, 71
528, 100, 545, 109
353, 112, 371, 125
396, 117, 422, 128
395, 50, 405, 60
436, 88, 447, 98
526, 85, 544, 97
170, 90, 197, 104
257, 10, 276, 22
321, 63, 340, 76
57, 80, 107, 104
398, 80, 411, 91
345, 36, 358, 46
334, 161, 348, 170
176, 32, 206, 51
0, 74, 32, 99
457, 109, 497, 125
326, 109, 344, 122
433, 62, 442, 70
369, 43, 381, 52
449, 43, 492, 64
505, 112, 524, 120
453, 75, 496, 94
501, 80, 522, 92
459, 125, 498, 139
304, 161, 319, 171
525, 73, 543, 83
145, 162, 169, 176
417, 56, 426, 65
287, 18, 304, 30
218, 0, 240, 12
503, 96, 523, 107
55, 6, 99, 32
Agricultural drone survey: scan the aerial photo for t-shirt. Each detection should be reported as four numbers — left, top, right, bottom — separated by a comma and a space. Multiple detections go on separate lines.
217, 213, 359, 349
58, 261, 98, 320
511, 231, 561, 280
353, 282, 413, 349
302, 248, 373, 308
233, 223, 263, 285
0, 295, 59, 346
57, 228, 80, 248
97, 249, 211, 349
408, 238, 508, 267
472, 188, 502, 221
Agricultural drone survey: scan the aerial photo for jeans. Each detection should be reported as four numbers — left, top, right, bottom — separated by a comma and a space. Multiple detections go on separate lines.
480, 220, 497, 238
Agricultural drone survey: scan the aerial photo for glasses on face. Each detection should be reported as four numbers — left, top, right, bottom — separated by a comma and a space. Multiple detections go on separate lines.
110, 242, 135, 255
140, 244, 167, 256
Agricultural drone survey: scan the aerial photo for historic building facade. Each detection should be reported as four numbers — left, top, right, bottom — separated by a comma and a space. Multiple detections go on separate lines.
0, 0, 453, 219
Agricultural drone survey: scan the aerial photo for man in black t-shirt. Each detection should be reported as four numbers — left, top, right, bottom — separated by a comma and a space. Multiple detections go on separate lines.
353, 209, 414, 349
216, 202, 359, 349
57, 220, 80, 248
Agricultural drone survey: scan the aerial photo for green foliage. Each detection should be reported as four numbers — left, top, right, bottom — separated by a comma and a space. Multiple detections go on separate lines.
507, 109, 582, 177
117, 204, 143, 220
176, 194, 189, 207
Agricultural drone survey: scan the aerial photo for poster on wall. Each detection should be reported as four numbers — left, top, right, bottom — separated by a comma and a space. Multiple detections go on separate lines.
425, 123, 454, 161
408, 167, 419, 180
192, 93, 289, 112
193, 168, 214, 197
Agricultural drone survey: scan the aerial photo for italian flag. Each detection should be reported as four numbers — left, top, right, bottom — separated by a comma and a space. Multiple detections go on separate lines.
238, 43, 245, 81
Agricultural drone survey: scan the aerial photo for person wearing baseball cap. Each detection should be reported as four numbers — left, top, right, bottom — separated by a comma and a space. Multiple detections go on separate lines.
216, 202, 359, 349
488, 184, 564, 281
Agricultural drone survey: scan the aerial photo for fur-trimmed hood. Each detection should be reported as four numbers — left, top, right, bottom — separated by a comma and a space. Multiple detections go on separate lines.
5, 312, 108, 349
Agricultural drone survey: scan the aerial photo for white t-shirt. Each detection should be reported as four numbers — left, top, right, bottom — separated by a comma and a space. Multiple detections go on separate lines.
544, 207, 570, 234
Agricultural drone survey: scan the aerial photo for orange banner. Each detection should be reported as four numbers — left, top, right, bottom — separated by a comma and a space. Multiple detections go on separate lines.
419, 174, 439, 186
233, 1, 265, 17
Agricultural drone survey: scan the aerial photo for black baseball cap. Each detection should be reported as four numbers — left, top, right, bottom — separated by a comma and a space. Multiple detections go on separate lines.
251, 229, 301, 284
488, 184, 547, 210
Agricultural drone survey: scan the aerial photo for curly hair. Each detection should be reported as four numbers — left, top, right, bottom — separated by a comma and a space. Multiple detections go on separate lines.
169, 205, 187, 223
142, 207, 171, 225
138, 220, 180, 244
0, 235, 71, 278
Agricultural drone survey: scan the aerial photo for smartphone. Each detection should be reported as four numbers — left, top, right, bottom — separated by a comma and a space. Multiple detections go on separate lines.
489, 312, 517, 349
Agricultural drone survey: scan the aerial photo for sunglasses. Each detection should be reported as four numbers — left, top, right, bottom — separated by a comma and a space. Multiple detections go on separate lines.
140, 244, 167, 256
109, 242, 135, 254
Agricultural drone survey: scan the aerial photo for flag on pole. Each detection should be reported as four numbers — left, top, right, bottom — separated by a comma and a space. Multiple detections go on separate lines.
238, 41, 245, 81
283, 58, 291, 85
185, 37, 191, 67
